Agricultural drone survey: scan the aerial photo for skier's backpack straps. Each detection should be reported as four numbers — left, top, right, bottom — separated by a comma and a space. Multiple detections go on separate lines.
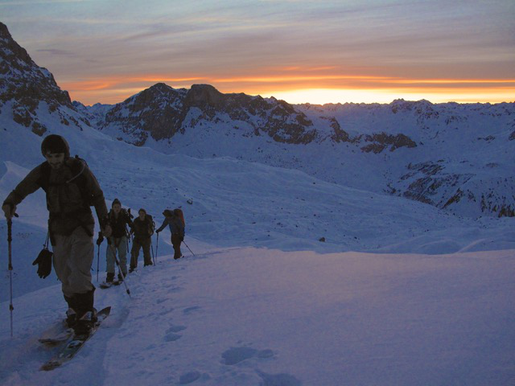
37, 155, 92, 208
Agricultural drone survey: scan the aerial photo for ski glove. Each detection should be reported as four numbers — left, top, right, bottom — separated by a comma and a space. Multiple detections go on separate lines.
32, 248, 53, 279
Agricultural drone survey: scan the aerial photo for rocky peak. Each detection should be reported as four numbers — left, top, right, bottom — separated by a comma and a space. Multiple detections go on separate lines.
101, 83, 317, 145
0, 23, 32, 68
0, 22, 76, 135
185, 84, 225, 108
125, 82, 185, 110
102, 83, 187, 143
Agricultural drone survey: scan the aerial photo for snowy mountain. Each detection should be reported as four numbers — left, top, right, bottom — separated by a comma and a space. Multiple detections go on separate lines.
1, 22, 515, 386
84, 86, 515, 219
79, 82, 316, 146
2, 22, 514, 220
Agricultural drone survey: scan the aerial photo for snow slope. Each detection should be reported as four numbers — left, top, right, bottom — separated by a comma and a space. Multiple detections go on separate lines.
0, 120, 514, 385
1, 247, 514, 385
2, 120, 514, 302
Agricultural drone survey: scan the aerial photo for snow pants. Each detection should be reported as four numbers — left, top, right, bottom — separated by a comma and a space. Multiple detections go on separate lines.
172, 234, 182, 260
106, 236, 128, 275
130, 237, 152, 268
52, 226, 95, 298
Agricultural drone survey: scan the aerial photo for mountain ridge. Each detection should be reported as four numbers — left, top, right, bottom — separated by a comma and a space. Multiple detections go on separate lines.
85, 84, 514, 218
1, 22, 514, 218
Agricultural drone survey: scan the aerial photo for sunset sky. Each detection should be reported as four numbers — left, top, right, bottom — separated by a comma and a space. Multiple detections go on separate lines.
2, 0, 514, 106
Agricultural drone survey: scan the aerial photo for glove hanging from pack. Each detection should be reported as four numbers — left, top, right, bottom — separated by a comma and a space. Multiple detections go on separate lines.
96, 231, 104, 245
32, 233, 53, 279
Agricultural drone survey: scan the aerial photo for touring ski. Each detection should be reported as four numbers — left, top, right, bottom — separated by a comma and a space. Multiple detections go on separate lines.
40, 306, 111, 371
39, 330, 73, 346
38, 318, 72, 346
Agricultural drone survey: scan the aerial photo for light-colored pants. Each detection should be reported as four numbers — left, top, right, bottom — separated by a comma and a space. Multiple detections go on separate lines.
53, 226, 95, 298
106, 236, 128, 274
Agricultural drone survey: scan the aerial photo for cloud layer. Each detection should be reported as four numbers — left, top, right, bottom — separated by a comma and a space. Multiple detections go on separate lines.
3, 0, 514, 104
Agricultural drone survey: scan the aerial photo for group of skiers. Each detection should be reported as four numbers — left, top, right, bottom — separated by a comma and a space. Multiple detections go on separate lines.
97, 198, 186, 285
2, 134, 186, 336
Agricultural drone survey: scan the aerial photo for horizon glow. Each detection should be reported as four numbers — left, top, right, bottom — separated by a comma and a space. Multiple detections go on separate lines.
2, 0, 514, 105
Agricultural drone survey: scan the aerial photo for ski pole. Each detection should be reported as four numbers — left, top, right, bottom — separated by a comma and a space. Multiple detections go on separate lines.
108, 244, 131, 298
7, 218, 14, 337
150, 240, 155, 264
154, 232, 159, 265
182, 240, 196, 257
96, 243, 100, 283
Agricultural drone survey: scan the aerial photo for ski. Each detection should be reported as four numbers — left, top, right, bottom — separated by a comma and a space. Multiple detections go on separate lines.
40, 306, 111, 371
38, 319, 71, 346
39, 330, 73, 346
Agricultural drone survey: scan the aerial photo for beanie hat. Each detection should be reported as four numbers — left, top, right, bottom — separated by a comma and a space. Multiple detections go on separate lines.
41, 134, 70, 158
112, 198, 121, 207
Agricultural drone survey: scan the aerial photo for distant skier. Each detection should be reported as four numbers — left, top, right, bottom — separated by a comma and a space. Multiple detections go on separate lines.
101, 198, 132, 283
156, 209, 185, 260
1, 134, 111, 335
129, 208, 154, 271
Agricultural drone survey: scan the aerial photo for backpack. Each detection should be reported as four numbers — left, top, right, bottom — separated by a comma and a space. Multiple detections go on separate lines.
174, 208, 185, 227
147, 214, 155, 236
37, 156, 93, 208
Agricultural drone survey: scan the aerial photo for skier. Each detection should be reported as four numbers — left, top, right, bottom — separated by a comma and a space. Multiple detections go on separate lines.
101, 198, 132, 283
156, 209, 185, 260
129, 208, 154, 271
1, 134, 111, 335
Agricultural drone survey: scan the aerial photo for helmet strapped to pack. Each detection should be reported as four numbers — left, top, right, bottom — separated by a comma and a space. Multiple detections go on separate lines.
41, 134, 70, 158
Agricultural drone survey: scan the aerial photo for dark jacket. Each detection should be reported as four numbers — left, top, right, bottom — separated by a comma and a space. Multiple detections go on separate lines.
108, 209, 132, 238
3, 157, 108, 236
157, 215, 185, 237
131, 216, 154, 241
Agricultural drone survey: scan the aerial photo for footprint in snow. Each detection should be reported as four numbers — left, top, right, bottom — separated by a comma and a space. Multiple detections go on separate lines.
179, 371, 202, 384
257, 371, 302, 386
183, 306, 201, 315
221, 347, 274, 365
164, 333, 182, 342
158, 307, 175, 316
164, 325, 187, 342
167, 325, 187, 333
